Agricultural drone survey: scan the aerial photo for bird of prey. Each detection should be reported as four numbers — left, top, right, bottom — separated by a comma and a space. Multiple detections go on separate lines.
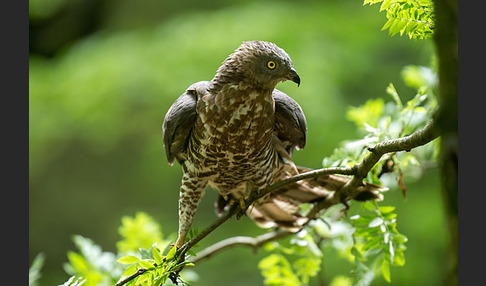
163, 41, 382, 248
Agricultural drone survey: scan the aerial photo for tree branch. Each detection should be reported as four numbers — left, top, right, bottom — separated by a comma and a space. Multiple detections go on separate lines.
189, 229, 294, 264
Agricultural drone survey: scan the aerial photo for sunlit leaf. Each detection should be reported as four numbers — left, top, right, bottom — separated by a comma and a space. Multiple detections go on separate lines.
138, 259, 155, 270
120, 264, 137, 278
166, 245, 177, 262
117, 255, 140, 265
152, 246, 164, 265
117, 212, 165, 253
382, 259, 391, 282
378, 206, 395, 214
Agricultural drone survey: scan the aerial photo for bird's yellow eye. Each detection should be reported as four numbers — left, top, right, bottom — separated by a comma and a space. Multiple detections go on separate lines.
267, 60, 276, 69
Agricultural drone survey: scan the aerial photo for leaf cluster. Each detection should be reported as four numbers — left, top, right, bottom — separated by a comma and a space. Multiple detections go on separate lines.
60, 212, 193, 286
116, 244, 194, 286
363, 0, 435, 39
323, 63, 438, 189
349, 202, 408, 284
258, 230, 323, 286
312, 62, 438, 284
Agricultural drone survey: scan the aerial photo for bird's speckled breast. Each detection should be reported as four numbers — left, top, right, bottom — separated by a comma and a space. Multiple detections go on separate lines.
185, 87, 278, 197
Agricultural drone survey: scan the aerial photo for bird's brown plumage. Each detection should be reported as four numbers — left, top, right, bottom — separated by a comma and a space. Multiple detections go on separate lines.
162, 41, 382, 247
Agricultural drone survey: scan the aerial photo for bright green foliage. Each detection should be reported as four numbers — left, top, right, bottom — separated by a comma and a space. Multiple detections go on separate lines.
279, 60, 438, 285
259, 231, 322, 286
329, 275, 353, 286
63, 235, 122, 286
61, 212, 195, 286
363, 0, 434, 39
116, 244, 194, 286
259, 254, 301, 286
117, 212, 167, 253
346, 98, 385, 130
346, 65, 437, 138
324, 63, 438, 188
317, 62, 438, 285
350, 202, 408, 284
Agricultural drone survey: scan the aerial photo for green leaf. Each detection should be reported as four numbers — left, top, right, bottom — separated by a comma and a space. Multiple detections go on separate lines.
404, 21, 418, 35
117, 255, 140, 265
181, 261, 195, 267
385, 83, 402, 110
258, 254, 301, 286
294, 258, 321, 284
67, 251, 89, 272
382, 259, 391, 282
138, 259, 155, 270
393, 249, 406, 266
388, 18, 406, 36
394, 234, 408, 244
362, 236, 382, 251
136, 272, 149, 284
152, 246, 164, 265
166, 245, 177, 262
117, 212, 164, 253
346, 98, 385, 129
152, 276, 165, 286
121, 264, 138, 278
382, 18, 395, 31
378, 206, 395, 214
330, 275, 353, 286
380, 0, 396, 12
363, 0, 384, 6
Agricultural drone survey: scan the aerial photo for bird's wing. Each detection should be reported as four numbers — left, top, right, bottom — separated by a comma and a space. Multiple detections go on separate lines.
273, 89, 307, 155
162, 81, 208, 165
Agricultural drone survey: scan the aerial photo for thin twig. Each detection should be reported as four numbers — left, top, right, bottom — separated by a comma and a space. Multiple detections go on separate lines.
189, 229, 293, 264
115, 269, 147, 286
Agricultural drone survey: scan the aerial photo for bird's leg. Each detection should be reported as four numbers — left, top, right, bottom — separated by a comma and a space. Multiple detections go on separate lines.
175, 172, 207, 248
244, 181, 256, 205
235, 181, 254, 220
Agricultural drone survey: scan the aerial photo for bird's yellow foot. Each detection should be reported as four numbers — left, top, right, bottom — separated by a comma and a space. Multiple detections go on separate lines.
239, 197, 246, 210
235, 198, 247, 221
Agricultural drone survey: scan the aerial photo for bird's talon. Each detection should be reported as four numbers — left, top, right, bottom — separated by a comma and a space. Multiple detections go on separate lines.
239, 197, 246, 210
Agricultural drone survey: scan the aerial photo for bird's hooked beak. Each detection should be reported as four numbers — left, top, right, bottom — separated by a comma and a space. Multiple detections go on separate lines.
288, 68, 301, 87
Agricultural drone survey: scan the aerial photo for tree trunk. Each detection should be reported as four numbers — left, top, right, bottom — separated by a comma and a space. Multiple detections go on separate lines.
432, 0, 458, 285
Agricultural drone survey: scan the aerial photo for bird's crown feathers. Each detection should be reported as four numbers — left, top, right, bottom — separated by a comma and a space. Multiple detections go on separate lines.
213, 41, 297, 90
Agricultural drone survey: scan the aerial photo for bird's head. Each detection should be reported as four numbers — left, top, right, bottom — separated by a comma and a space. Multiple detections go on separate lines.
216, 41, 300, 90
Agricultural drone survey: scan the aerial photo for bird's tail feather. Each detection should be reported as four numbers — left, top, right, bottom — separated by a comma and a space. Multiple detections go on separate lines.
244, 165, 387, 232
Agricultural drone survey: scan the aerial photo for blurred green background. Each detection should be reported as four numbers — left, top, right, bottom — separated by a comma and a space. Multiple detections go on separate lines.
29, 0, 446, 285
